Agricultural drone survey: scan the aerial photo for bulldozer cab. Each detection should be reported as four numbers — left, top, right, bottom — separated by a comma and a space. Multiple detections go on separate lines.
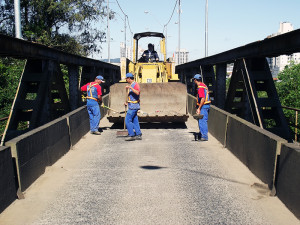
127, 32, 178, 83
133, 32, 166, 63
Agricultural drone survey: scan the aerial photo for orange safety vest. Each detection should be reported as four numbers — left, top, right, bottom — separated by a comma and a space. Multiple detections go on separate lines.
86, 82, 98, 101
127, 82, 140, 103
197, 84, 211, 105
127, 98, 140, 104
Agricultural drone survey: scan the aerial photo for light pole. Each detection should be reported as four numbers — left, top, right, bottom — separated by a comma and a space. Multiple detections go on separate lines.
205, 0, 208, 57
107, 0, 110, 63
14, 0, 22, 39
124, 15, 127, 57
178, 0, 181, 65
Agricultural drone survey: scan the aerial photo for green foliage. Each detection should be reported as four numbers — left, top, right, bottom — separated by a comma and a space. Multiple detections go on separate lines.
0, 58, 25, 135
60, 64, 69, 96
226, 77, 231, 93
275, 62, 300, 139
276, 62, 300, 109
0, 0, 114, 56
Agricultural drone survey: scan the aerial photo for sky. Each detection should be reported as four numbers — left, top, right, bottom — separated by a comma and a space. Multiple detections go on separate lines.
94, 0, 300, 62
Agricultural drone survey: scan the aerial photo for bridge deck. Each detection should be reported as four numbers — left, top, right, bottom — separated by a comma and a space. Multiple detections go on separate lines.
0, 117, 298, 224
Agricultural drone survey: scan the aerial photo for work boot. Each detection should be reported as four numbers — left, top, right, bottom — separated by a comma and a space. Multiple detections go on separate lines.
194, 133, 198, 141
125, 136, 135, 141
198, 133, 202, 140
91, 131, 101, 135
135, 135, 142, 140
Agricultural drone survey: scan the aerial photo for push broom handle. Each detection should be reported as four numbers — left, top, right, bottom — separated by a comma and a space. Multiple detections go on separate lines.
124, 88, 129, 130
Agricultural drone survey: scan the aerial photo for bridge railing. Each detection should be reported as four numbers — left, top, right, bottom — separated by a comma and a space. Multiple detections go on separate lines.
176, 29, 300, 142
0, 34, 120, 144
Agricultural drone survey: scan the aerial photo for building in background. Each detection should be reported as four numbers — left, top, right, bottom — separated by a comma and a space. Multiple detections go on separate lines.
120, 42, 133, 61
267, 22, 300, 77
175, 49, 189, 65
226, 63, 234, 78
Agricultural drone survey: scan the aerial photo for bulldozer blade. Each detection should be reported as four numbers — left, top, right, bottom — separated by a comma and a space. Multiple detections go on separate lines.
108, 83, 188, 123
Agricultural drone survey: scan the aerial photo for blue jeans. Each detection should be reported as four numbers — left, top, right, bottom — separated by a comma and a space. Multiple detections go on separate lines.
125, 109, 142, 137
87, 105, 101, 132
198, 105, 210, 140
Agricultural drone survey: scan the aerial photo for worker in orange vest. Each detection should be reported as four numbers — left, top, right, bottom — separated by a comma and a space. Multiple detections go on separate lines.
193, 74, 211, 141
124, 73, 142, 141
81, 75, 104, 135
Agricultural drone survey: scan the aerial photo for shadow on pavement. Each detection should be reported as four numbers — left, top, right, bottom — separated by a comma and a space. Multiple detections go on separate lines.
140, 165, 167, 170
110, 122, 187, 130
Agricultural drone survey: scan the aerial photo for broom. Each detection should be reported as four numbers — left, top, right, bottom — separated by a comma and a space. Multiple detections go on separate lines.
101, 104, 125, 114
116, 88, 129, 136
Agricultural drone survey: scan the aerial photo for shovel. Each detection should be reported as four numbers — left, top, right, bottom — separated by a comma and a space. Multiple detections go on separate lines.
193, 114, 204, 120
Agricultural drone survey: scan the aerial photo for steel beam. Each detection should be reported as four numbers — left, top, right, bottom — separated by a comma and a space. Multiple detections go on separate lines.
68, 65, 80, 111
0, 34, 118, 70
215, 63, 226, 109
177, 29, 300, 69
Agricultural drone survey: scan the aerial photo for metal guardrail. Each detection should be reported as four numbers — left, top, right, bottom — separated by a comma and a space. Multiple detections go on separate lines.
175, 28, 300, 142
0, 34, 121, 144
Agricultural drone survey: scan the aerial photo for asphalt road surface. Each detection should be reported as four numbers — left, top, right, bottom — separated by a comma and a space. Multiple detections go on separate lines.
0, 117, 299, 225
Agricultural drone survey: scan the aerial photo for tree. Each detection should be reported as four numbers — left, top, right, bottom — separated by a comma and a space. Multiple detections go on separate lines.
0, 58, 26, 135
276, 62, 300, 109
0, 0, 115, 56
275, 62, 300, 138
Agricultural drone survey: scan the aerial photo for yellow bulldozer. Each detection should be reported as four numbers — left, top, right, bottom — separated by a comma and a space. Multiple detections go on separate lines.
107, 32, 188, 123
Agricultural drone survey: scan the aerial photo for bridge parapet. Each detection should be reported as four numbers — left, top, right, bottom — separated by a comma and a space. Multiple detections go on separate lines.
187, 93, 300, 219
277, 143, 300, 219
5, 116, 71, 192
0, 146, 17, 213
